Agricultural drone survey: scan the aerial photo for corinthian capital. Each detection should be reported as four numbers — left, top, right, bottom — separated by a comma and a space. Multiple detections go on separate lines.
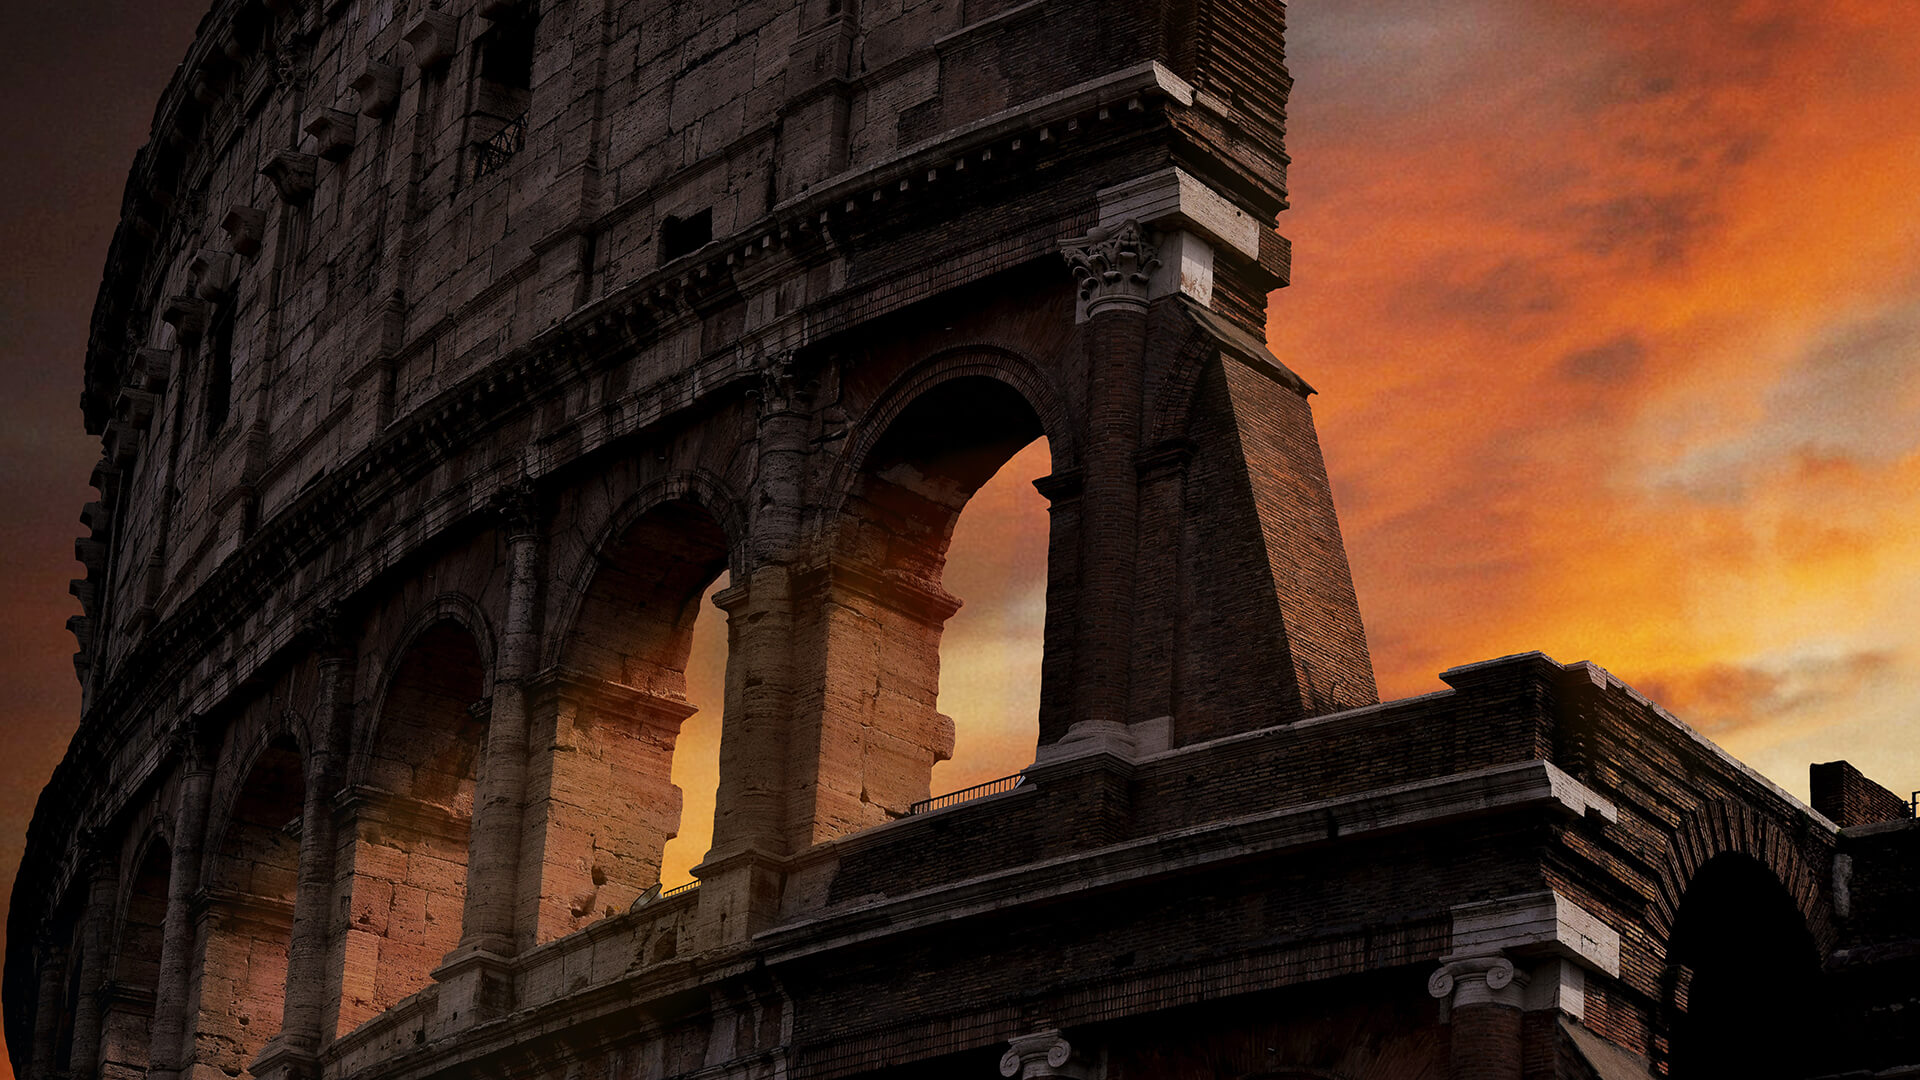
1062, 221, 1159, 318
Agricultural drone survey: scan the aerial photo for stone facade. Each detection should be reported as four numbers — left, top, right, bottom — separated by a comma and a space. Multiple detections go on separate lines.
9, 2, 1919, 1080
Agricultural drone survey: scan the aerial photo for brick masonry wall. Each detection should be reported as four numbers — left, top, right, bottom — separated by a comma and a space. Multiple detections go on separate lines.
1810, 759, 1912, 827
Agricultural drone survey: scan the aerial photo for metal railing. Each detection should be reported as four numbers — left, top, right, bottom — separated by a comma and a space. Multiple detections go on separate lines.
472, 113, 528, 180
661, 879, 700, 899
908, 771, 1027, 815
1911, 790, 1919, 819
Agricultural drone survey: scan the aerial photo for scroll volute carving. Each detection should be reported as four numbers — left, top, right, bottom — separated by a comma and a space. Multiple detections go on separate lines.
221, 206, 268, 257
350, 61, 402, 119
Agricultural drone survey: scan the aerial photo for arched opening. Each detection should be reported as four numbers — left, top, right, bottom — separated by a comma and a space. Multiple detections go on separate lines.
99, 839, 171, 1080
928, 434, 1051, 797
192, 738, 304, 1080
1665, 854, 1821, 1079
812, 375, 1052, 841
334, 621, 485, 1034
532, 498, 730, 940
661, 572, 729, 888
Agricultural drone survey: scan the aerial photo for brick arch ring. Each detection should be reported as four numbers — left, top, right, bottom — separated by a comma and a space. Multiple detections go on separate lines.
823, 344, 1081, 523
350, 592, 500, 789
542, 468, 749, 673
1650, 798, 1836, 958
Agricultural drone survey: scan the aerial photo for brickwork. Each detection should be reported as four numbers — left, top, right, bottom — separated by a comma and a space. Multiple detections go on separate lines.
1810, 759, 1912, 827
14, 4, 1920, 1080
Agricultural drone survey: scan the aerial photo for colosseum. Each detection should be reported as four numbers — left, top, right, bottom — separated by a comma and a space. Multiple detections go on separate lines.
8, 1, 1919, 1079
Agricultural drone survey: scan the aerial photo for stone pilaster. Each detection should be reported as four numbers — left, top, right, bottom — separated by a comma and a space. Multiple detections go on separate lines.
253, 613, 355, 1080
28, 931, 68, 1080
148, 721, 216, 1080
437, 481, 543, 1020
1061, 221, 1158, 733
66, 831, 120, 1080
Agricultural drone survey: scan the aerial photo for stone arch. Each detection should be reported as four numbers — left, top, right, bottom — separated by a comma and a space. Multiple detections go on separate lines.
349, 593, 497, 789
798, 361, 1061, 847
189, 733, 305, 1080
99, 833, 171, 1080
544, 469, 749, 674
826, 345, 1080, 517
332, 611, 490, 1036
520, 475, 746, 943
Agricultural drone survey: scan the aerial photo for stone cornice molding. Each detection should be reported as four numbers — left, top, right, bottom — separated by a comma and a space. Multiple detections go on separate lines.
1061, 220, 1158, 318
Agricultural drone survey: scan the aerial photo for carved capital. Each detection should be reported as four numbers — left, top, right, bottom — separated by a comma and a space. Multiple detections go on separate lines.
1429, 955, 1527, 1010
999, 1030, 1092, 1079
168, 714, 220, 776
490, 478, 543, 539
301, 603, 354, 661
1062, 220, 1159, 318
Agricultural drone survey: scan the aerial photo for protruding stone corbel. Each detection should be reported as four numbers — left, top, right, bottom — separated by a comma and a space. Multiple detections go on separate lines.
189, 65, 222, 106
349, 61, 402, 119
67, 615, 94, 654
1061, 220, 1159, 322
161, 295, 211, 341
260, 149, 318, 204
136, 347, 174, 392
403, 11, 460, 69
191, 249, 237, 302
221, 206, 268, 257
104, 419, 140, 466
1000, 1030, 1098, 1079
303, 107, 358, 161
117, 387, 157, 432
1428, 955, 1527, 1013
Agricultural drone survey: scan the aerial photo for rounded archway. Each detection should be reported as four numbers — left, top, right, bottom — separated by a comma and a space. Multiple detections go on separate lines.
1663, 853, 1822, 1079
100, 838, 171, 1080
814, 373, 1056, 837
334, 619, 487, 1034
192, 737, 304, 1080
532, 495, 734, 938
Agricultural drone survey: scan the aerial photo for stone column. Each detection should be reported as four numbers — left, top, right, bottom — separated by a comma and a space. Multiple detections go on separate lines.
28, 931, 68, 1080
66, 832, 120, 1080
253, 616, 355, 1080
437, 481, 543, 1019
1429, 956, 1527, 1080
148, 722, 216, 1080
1061, 222, 1158, 733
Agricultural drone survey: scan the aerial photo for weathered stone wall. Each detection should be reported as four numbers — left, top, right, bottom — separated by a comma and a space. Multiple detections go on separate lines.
15, 3, 1915, 1080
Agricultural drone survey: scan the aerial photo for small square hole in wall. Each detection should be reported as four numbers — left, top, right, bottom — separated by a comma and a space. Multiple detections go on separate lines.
660, 209, 712, 264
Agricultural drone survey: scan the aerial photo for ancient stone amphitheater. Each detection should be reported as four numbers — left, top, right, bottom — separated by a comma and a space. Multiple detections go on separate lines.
9, 2, 1919, 1079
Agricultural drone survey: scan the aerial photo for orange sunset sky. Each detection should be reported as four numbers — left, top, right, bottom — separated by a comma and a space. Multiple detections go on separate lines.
2, 0, 1919, 1053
